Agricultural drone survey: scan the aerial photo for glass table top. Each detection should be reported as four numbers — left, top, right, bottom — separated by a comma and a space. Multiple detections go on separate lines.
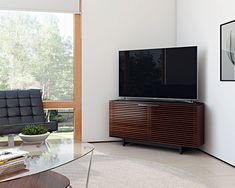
0, 138, 94, 183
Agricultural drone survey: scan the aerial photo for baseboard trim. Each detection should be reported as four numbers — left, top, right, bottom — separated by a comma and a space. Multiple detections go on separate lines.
88, 141, 235, 167
88, 140, 121, 144
198, 149, 234, 168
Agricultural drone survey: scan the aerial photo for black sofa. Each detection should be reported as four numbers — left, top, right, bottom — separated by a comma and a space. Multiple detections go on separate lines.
0, 89, 58, 135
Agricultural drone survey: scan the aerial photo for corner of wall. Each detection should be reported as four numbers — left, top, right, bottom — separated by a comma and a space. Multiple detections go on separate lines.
175, 0, 178, 45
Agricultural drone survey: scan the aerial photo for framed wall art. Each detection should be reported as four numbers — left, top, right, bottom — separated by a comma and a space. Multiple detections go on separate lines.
220, 20, 235, 81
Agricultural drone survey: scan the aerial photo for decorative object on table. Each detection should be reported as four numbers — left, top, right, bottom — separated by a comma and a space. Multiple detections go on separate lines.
0, 149, 28, 176
19, 124, 50, 144
221, 20, 235, 81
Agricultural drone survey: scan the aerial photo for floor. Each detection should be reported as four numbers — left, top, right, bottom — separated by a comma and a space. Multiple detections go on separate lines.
92, 142, 235, 188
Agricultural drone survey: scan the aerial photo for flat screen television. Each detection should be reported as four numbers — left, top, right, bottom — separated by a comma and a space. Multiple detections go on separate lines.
119, 46, 197, 100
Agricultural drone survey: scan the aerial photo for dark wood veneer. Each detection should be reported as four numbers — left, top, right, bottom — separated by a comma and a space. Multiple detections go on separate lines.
0, 171, 70, 188
109, 100, 204, 153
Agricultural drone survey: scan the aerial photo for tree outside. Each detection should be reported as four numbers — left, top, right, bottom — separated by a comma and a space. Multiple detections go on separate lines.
0, 11, 74, 100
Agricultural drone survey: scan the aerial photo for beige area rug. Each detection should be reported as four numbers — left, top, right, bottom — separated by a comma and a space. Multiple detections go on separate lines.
55, 154, 214, 188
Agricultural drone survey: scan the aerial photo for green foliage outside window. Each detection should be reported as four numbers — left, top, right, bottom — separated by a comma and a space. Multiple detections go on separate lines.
0, 12, 73, 100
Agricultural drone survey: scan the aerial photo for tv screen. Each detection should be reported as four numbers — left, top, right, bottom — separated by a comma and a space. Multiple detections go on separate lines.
119, 46, 197, 99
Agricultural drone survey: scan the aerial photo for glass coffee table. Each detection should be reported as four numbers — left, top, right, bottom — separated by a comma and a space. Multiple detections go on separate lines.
0, 139, 94, 188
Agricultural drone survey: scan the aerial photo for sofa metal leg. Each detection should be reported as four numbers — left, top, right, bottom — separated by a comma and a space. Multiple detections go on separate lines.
8, 134, 15, 147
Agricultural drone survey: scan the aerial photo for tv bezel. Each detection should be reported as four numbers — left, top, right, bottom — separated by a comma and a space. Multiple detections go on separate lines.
118, 46, 198, 101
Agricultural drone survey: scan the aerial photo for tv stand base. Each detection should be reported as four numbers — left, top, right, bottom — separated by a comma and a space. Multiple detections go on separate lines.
110, 100, 204, 154
122, 139, 187, 154
122, 139, 127, 146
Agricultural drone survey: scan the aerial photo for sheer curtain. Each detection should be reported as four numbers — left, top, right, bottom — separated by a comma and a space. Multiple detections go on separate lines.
0, 0, 80, 13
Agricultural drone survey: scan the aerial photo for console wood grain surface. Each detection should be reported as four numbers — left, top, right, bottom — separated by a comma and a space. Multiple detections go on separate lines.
110, 100, 204, 149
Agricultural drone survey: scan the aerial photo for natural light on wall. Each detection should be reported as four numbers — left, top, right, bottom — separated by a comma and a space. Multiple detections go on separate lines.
0, 10, 74, 100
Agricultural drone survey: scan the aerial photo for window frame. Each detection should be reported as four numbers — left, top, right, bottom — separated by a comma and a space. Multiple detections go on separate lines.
43, 14, 82, 141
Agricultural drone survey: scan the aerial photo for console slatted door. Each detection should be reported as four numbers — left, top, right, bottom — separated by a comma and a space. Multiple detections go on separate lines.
150, 104, 204, 148
109, 101, 148, 141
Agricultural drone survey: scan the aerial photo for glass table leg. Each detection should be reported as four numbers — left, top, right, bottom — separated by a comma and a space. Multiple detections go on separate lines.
85, 150, 93, 188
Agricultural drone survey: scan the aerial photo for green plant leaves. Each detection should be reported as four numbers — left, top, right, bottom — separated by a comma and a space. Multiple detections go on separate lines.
21, 124, 48, 135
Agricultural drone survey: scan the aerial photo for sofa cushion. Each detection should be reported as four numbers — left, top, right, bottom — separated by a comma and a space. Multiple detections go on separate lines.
7, 99, 19, 107
18, 90, 30, 98
6, 91, 18, 99
30, 90, 41, 98
0, 91, 6, 99
8, 108, 20, 117
33, 115, 45, 123
20, 107, 32, 116
0, 109, 7, 117
8, 117, 21, 124
21, 116, 34, 124
0, 118, 8, 125
31, 98, 42, 107
19, 98, 31, 107
32, 107, 44, 116
0, 100, 6, 108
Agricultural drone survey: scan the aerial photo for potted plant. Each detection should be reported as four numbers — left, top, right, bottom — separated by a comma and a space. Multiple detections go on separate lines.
19, 124, 50, 144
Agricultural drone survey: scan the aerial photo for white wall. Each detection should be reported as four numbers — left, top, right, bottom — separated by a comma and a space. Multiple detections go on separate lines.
82, 0, 176, 141
177, 0, 235, 165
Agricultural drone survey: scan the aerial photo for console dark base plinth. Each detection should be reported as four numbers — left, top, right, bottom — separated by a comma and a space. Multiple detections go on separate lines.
179, 147, 186, 154
122, 139, 126, 146
122, 139, 189, 154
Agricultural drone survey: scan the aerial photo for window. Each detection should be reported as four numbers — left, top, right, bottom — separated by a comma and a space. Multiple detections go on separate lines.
45, 109, 74, 132
0, 11, 74, 100
0, 10, 82, 140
